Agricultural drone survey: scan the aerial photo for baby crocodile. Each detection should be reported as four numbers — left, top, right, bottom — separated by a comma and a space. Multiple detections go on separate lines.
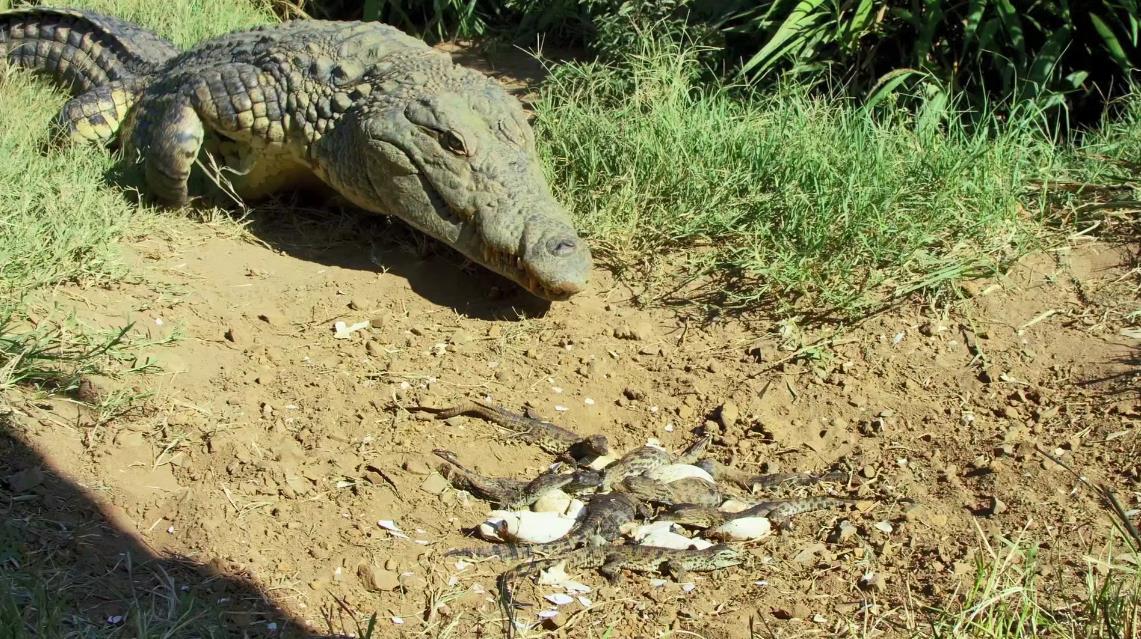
434, 448, 600, 509
664, 496, 858, 530
599, 436, 711, 490
448, 492, 638, 561
618, 475, 723, 507
698, 461, 848, 492
413, 399, 608, 463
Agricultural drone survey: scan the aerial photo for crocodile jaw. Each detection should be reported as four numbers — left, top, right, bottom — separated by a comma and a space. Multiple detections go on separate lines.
328, 144, 591, 300
478, 214, 591, 301
321, 82, 592, 301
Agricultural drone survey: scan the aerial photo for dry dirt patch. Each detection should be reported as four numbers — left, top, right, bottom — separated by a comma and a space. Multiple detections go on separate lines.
3, 208, 1137, 637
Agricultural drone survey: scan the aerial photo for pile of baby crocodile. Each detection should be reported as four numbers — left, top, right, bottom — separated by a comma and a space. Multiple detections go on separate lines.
413, 399, 858, 632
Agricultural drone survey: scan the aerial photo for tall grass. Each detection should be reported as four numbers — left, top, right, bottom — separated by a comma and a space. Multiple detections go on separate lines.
303, 0, 1141, 126
928, 533, 1140, 639
532, 37, 1065, 313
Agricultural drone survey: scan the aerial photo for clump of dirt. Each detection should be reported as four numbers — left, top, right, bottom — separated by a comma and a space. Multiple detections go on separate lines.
5, 205, 1137, 637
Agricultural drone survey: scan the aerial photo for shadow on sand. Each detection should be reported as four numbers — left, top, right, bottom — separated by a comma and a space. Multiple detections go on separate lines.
238, 199, 559, 321
0, 411, 369, 638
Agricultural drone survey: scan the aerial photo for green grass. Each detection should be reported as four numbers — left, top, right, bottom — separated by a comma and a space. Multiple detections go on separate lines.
0, 65, 144, 391
0, 0, 275, 388
926, 529, 1140, 638
0, 0, 276, 45
532, 36, 1096, 314
0, 70, 133, 301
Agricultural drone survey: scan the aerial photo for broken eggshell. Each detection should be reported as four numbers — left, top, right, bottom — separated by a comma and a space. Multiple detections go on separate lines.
719, 499, 754, 513
645, 463, 716, 485
530, 489, 586, 518
479, 510, 577, 544
640, 529, 714, 550
333, 320, 370, 339
585, 454, 617, 471
623, 520, 678, 542
706, 516, 772, 541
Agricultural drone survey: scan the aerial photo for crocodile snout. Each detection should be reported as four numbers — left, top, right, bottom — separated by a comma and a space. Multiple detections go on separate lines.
523, 225, 591, 300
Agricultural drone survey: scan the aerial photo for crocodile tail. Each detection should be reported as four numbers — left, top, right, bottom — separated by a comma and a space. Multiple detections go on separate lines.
445, 544, 529, 561
0, 7, 179, 94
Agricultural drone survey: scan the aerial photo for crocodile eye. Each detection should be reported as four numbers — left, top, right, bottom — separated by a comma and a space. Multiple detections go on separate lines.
439, 130, 469, 156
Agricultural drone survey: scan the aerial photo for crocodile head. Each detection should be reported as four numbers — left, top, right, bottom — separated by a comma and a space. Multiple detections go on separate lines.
317, 60, 591, 301
704, 544, 745, 569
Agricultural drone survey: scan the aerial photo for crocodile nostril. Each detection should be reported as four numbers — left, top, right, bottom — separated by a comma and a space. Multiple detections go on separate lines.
546, 237, 578, 257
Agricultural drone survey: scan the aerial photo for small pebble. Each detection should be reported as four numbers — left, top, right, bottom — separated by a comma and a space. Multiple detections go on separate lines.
403, 458, 433, 475
357, 564, 400, 592
420, 473, 450, 495
859, 571, 887, 592
718, 401, 740, 430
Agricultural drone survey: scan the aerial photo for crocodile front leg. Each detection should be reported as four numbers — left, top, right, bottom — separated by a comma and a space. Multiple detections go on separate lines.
126, 63, 294, 206
125, 95, 205, 206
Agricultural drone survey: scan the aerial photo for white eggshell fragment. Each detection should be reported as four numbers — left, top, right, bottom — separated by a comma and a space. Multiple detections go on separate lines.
531, 489, 573, 514
514, 512, 577, 543
645, 464, 716, 485
639, 529, 714, 550
625, 520, 677, 542
479, 511, 577, 544
544, 593, 574, 606
586, 455, 617, 471
563, 498, 586, 519
719, 499, 754, 513
478, 512, 515, 541
707, 516, 772, 541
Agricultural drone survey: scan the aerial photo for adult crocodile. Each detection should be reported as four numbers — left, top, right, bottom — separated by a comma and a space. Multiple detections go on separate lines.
0, 7, 591, 300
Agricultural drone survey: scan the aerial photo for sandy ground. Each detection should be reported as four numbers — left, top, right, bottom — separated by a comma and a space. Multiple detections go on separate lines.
1, 46, 1138, 639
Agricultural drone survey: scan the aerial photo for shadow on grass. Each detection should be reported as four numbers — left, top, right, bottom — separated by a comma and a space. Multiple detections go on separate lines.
0, 413, 360, 638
